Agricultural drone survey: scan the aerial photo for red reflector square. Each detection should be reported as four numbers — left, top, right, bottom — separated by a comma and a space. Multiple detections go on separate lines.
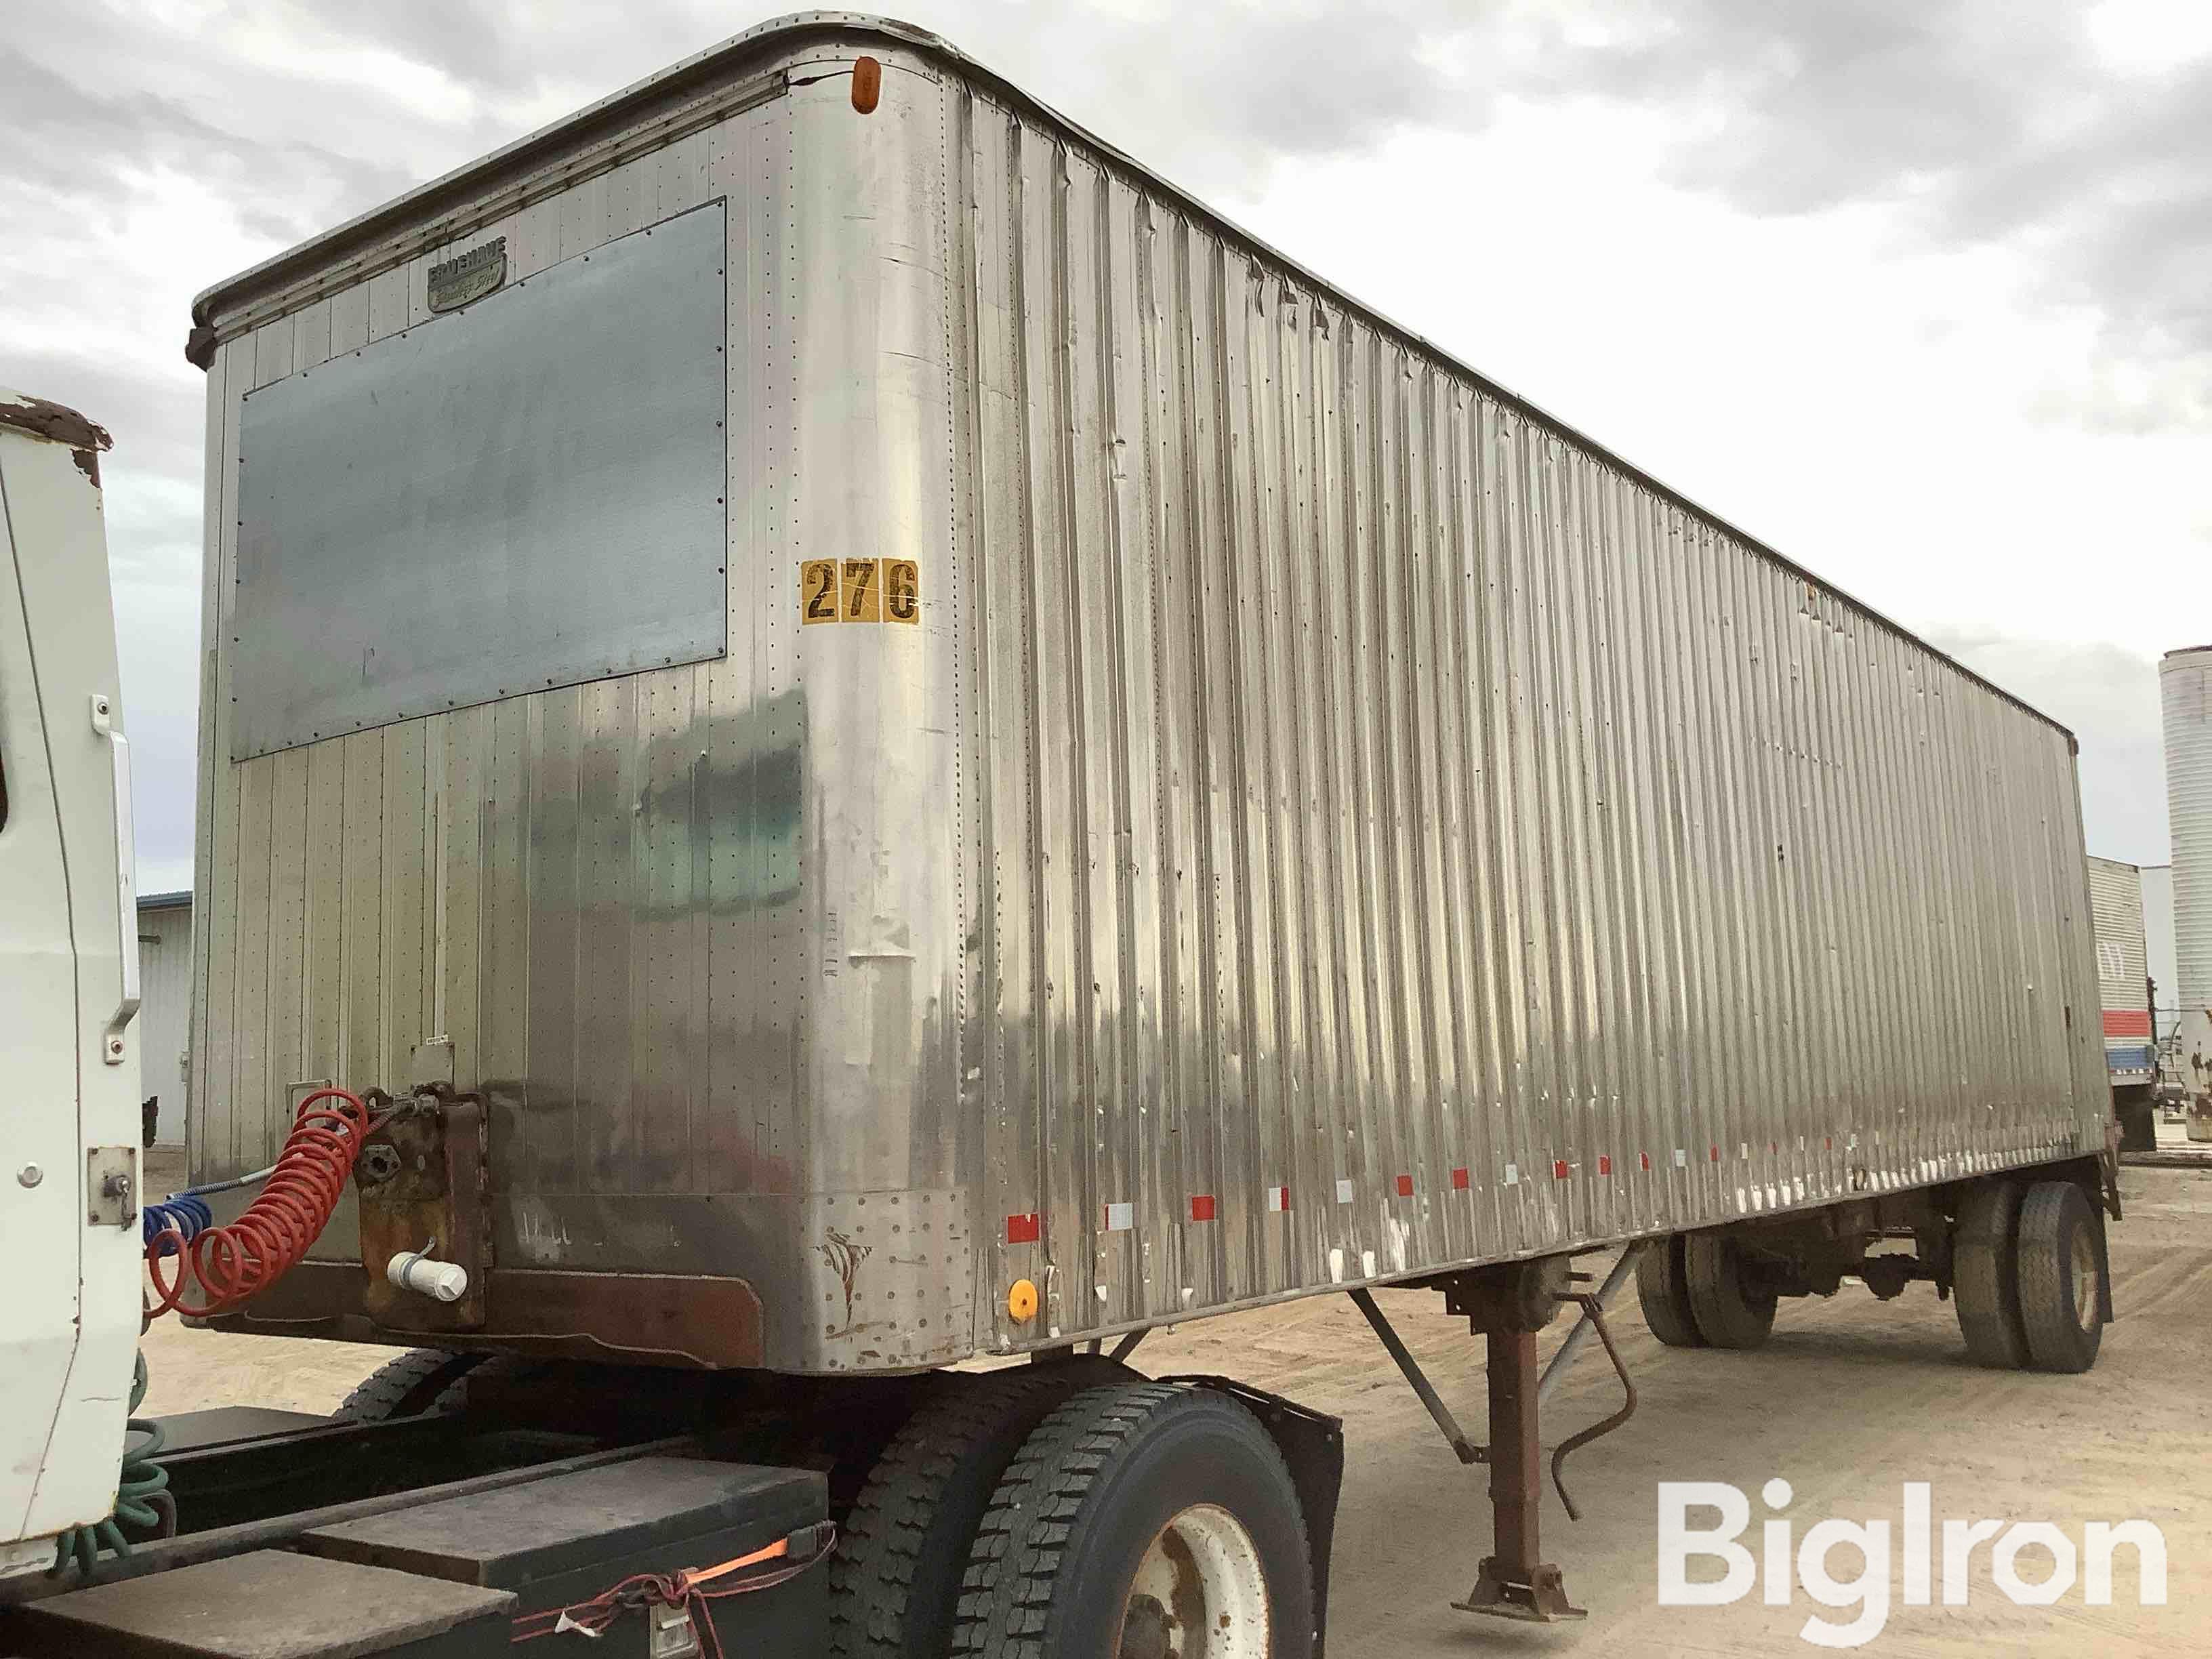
1553, 1160, 1571, 1180
1189, 1194, 1216, 1223
1452, 1167, 1470, 1189
1597, 1155, 1612, 1176
1005, 1212, 1040, 1244
1639, 1151, 1652, 1172
1709, 1145, 1721, 1162
1395, 1174, 1414, 1197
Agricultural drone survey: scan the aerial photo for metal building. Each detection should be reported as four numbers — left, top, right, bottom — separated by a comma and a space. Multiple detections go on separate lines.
136, 890, 194, 1145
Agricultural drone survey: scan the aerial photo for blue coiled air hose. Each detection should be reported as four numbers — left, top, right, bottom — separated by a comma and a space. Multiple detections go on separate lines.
47, 1351, 170, 1578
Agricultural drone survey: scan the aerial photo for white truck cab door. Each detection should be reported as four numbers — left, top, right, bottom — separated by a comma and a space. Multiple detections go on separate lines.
0, 390, 143, 1573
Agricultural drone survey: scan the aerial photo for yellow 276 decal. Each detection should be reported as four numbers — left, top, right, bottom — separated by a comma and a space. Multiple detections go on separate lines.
802, 558, 920, 626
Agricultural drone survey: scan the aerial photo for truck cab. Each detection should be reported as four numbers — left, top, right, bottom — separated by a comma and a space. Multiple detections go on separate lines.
0, 390, 142, 1579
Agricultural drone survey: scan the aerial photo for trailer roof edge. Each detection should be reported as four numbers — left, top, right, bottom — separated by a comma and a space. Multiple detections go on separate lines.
188, 9, 2073, 743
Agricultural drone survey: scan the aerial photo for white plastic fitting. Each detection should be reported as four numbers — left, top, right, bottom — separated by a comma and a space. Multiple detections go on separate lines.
388, 1248, 469, 1303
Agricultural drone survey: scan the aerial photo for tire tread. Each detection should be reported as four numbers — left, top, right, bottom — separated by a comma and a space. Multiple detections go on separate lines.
829, 1364, 1123, 1658
1953, 1178, 2031, 1370
1636, 1237, 1706, 1349
1684, 1233, 1777, 1350
331, 1349, 488, 1422
2015, 1181, 2102, 1374
951, 1382, 1309, 1659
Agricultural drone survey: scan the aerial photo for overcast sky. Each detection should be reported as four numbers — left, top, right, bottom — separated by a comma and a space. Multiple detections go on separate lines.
5, 1, 2206, 893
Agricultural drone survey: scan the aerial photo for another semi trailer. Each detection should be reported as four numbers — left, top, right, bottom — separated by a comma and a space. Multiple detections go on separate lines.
2087, 855, 2158, 1149
5, 14, 2122, 1656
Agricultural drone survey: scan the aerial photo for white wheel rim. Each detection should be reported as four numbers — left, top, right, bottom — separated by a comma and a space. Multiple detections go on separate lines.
2071, 1229, 2097, 1333
1118, 1502, 1271, 1659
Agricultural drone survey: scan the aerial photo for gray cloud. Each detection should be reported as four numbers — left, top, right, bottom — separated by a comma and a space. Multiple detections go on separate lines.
945, 1, 2212, 432
1511, 2, 2212, 429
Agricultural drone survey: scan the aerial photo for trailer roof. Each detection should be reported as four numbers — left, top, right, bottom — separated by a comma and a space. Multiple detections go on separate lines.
191, 9, 2072, 745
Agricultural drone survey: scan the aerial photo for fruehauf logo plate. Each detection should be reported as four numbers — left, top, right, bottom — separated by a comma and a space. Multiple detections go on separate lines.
428, 237, 507, 312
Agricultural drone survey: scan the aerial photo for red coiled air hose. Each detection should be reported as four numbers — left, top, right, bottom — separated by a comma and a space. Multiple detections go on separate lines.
145, 1087, 380, 1319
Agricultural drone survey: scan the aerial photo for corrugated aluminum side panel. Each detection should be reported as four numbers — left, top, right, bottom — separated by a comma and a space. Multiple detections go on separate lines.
2163, 648, 2212, 1102
949, 78, 2108, 1352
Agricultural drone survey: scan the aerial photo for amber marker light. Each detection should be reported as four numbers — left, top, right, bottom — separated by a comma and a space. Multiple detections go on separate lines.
852, 55, 882, 114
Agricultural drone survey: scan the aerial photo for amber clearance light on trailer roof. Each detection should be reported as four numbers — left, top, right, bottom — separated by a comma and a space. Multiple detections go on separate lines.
851, 54, 882, 114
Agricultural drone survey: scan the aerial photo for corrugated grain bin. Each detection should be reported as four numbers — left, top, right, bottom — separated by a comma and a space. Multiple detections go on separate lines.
188, 14, 2109, 1372
2164, 646, 2212, 1113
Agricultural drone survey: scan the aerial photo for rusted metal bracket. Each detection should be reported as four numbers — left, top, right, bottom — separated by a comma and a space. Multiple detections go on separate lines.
1348, 1288, 1484, 1465
354, 1086, 491, 1332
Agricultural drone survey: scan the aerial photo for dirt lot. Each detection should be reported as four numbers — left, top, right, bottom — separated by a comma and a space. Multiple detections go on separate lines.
140, 1151, 2209, 1654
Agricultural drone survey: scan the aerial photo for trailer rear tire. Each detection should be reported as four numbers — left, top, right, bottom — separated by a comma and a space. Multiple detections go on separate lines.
1683, 1233, 1777, 1350
1952, 1179, 2030, 1370
2014, 1181, 2104, 1374
954, 1382, 1313, 1659
830, 1360, 1129, 1659
331, 1349, 491, 1422
1635, 1236, 1706, 1348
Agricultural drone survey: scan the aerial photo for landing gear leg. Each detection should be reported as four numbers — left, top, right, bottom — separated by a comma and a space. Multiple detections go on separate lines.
1447, 1263, 1590, 1624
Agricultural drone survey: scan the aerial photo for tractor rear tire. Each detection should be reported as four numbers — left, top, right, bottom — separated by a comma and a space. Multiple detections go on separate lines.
830, 1359, 1130, 1658
954, 1382, 1313, 1659
331, 1349, 491, 1422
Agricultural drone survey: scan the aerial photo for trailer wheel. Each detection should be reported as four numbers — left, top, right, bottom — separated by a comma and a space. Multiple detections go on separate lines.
1635, 1236, 1706, 1348
331, 1349, 491, 1422
2014, 1181, 2105, 1374
954, 1382, 1313, 1659
830, 1360, 1129, 1659
1952, 1178, 2030, 1369
1683, 1233, 1777, 1350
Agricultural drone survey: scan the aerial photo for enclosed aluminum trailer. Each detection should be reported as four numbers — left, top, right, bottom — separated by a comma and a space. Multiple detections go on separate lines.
186, 12, 2110, 1376
2087, 856, 2154, 1088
